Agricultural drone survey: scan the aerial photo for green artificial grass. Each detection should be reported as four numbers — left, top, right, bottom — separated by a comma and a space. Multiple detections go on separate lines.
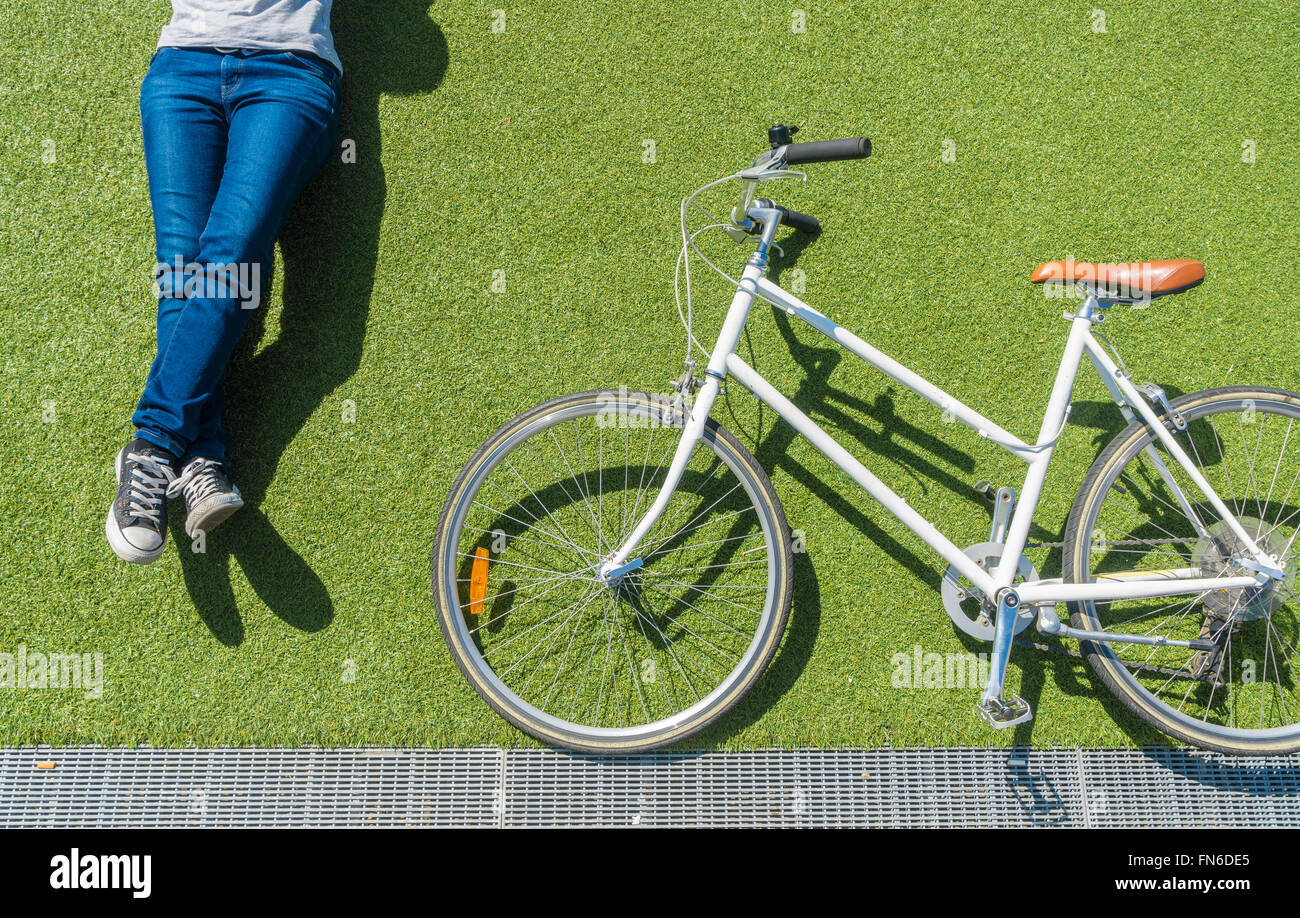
0, 1, 1297, 748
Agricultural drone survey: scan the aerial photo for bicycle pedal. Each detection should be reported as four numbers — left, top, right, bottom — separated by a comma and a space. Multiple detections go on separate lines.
976, 694, 1033, 729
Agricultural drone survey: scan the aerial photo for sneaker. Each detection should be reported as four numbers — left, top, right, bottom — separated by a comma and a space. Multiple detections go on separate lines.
105, 438, 177, 564
167, 456, 244, 538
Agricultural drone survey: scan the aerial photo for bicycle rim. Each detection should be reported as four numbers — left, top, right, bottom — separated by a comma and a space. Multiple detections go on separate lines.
1068, 388, 1300, 749
434, 391, 789, 749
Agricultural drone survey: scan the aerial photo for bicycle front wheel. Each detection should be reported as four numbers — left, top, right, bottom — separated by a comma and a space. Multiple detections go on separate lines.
1064, 386, 1300, 754
432, 389, 793, 752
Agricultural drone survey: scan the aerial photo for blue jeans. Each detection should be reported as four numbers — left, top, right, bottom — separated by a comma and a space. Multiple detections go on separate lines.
133, 46, 341, 462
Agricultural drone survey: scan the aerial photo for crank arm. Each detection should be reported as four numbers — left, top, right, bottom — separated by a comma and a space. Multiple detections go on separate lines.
977, 589, 1033, 729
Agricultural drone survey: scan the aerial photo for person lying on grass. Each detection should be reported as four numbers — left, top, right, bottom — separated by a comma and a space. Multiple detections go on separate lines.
107, 1, 341, 564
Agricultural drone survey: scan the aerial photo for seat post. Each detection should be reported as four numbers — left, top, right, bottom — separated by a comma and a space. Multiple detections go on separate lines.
1073, 282, 1105, 319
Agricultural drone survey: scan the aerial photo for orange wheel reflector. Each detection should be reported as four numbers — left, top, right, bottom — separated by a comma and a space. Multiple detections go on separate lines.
469, 547, 490, 615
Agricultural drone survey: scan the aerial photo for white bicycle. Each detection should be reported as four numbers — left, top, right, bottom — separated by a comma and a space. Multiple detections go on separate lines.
433, 127, 1300, 754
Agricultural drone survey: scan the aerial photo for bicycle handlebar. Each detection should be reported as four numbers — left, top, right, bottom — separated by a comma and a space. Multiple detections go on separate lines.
776, 205, 820, 233
779, 136, 871, 165
729, 129, 871, 237
755, 198, 820, 234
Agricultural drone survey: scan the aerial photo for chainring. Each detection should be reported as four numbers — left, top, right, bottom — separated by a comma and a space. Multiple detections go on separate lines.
940, 541, 1041, 641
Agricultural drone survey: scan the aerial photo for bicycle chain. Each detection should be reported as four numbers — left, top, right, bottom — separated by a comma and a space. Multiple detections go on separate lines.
1023, 536, 1193, 550
1015, 536, 1212, 682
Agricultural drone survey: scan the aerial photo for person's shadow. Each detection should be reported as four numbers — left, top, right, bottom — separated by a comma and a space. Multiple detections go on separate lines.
171, 3, 448, 645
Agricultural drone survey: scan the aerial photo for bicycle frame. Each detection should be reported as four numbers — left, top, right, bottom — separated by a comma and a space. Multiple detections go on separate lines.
601, 249, 1282, 614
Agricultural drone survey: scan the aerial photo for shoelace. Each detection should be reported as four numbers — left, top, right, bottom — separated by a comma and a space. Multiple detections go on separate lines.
125, 451, 176, 523
166, 458, 226, 506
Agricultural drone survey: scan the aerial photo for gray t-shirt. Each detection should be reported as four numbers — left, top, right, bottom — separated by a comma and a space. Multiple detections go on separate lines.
158, 1, 341, 75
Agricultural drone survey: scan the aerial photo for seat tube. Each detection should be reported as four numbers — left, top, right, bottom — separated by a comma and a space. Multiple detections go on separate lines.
601, 264, 764, 574
991, 307, 1094, 584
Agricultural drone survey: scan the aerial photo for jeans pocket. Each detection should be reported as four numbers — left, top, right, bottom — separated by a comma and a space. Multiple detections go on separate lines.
283, 50, 339, 88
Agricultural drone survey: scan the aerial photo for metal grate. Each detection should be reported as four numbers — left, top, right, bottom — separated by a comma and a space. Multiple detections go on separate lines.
0, 746, 1296, 828
1080, 748, 1300, 828
0, 747, 501, 828
504, 748, 1083, 827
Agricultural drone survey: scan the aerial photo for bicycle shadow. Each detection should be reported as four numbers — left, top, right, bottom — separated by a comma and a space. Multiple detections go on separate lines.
700, 230, 1124, 744
1005, 383, 1251, 750
1142, 744, 1300, 794
170, 2, 448, 645
717, 232, 950, 580
1068, 386, 1188, 456
695, 230, 983, 742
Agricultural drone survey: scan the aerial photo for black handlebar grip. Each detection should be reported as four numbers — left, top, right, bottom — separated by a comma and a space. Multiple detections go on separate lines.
777, 205, 820, 234
782, 136, 871, 165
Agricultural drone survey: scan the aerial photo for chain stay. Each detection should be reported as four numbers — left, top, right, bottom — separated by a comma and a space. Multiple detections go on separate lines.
1017, 536, 1218, 682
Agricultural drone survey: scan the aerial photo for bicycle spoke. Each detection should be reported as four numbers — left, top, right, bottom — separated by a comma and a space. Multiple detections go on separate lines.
1079, 395, 1300, 739
440, 394, 780, 739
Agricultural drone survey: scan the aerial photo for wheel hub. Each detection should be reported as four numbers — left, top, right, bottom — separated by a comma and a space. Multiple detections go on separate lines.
1192, 516, 1294, 621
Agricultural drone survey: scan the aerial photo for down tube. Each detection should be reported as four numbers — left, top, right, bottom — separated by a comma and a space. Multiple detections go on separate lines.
724, 353, 998, 596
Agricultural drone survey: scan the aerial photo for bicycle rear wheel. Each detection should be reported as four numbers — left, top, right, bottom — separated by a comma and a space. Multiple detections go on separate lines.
1064, 386, 1300, 754
432, 389, 793, 752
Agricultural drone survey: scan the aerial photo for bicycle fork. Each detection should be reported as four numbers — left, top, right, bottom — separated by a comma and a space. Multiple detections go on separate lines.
598, 263, 768, 583
597, 371, 723, 582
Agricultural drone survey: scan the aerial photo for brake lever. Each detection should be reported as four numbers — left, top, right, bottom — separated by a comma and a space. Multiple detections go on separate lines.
735, 166, 807, 183
726, 168, 807, 240
723, 222, 754, 243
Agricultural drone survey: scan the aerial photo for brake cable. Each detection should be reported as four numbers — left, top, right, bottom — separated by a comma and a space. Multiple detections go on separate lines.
675, 168, 808, 366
